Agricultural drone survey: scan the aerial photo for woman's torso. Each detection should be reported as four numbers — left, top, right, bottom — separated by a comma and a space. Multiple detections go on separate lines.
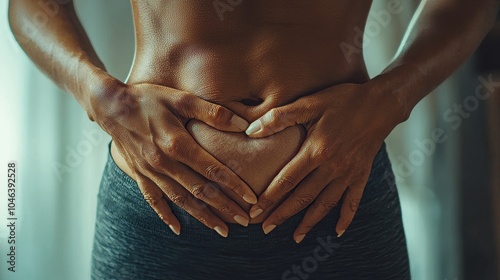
127, 0, 373, 118
113, 0, 375, 223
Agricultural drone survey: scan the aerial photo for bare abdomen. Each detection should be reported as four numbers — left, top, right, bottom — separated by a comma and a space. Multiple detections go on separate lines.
187, 120, 305, 223
122, 1, 372, 223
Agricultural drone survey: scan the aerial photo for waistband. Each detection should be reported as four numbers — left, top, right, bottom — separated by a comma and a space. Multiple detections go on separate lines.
100, 140, 393, 248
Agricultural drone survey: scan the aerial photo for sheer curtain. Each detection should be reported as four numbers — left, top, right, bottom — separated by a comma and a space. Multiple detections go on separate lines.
0, 1, 464, 279
366, 1, 463, 279
0, 1, 132, 279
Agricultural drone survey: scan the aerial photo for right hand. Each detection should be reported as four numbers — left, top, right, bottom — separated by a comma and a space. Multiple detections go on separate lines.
88, 81, 257, 237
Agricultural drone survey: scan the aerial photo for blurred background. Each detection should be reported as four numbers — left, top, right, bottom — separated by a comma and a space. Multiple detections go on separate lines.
0, 0, 498, 279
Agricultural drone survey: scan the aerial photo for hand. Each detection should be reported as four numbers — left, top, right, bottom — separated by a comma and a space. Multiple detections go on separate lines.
89, 81, 257, 237
245, 83, 403, 242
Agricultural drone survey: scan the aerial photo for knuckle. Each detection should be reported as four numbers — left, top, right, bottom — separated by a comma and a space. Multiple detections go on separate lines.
309, 144, 330, 163
191, 183, 209, 200
169, 194, 187, 208
192, 199, 207, 210
209, 105, 231, 124
143, 193, 163, 208
215, 203, 231, 214
259, 197, 275, 209
145, 150, 164, 170
349, 198, 361, 212
316, 199, 338, 213
294, 194, 315, 209
154, 210, 167, 222
163, 136, 183, 156
230, 183, 242, 194
205, 164, 225, 182
196, 215, 208, 226
276, 176, 296, 193
205, 182, 221, 198
324, 199, 339, 210
267, 107, 285, 124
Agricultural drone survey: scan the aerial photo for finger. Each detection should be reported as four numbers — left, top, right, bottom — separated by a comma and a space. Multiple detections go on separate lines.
171, 93, 249, 132
135, 172, 181, 235
245, 101, 318, 138
293, 178, 347, 243
335, 181, 366, 238
147, 170, 231, 238
152, 130, 258, 204
249, 145, 318, 219
262, 167, 333, 234
149, 158, 250, 226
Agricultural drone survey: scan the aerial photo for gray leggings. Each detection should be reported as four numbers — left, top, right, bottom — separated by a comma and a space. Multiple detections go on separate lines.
91, 142, 410, 280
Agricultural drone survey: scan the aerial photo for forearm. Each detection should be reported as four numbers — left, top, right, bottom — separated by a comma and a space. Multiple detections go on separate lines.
8, 0, 121, 120
370, 0, 500, 121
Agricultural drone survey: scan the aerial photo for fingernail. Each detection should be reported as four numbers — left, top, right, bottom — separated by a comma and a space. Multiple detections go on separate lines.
243, 194, 257, 204
214, 226, 228, 238
295, 234, 306, 243
249, 208, 263, 218
337, 230, 345, 238
263, 224, 276, 234
234, 215, 249, 227
230, 115, 249, 131
245, 120, 262, 136
169, 225, 180, 236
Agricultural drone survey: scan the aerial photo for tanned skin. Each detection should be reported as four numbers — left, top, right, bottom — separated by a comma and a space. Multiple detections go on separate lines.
9, 0, 499, 241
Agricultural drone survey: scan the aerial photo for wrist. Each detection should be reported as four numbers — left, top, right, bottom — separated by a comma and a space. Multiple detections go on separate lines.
362, 73, 412, 134
83, 66, 127, 123
366, 64, 424, 125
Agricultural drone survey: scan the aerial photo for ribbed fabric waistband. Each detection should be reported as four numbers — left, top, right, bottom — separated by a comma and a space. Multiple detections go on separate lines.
99, 140, 394, 249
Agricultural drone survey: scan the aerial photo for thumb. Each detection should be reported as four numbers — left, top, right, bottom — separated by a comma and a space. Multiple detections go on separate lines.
245, 103, 314, 138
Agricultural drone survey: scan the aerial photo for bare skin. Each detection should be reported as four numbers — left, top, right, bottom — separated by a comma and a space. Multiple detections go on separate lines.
9, 0, 499, 241
113, 0, 373, 224
111, 118, 306, 223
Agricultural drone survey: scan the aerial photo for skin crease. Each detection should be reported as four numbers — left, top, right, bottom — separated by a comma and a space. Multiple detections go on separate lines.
8, 0, 500, 241
186, 120, 306, 222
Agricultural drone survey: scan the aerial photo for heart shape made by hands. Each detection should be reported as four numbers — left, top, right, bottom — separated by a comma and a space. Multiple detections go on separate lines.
187, 119, 306, 209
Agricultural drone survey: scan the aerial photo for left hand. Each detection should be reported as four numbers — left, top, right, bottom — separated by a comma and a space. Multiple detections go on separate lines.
245, 83, 402, 243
